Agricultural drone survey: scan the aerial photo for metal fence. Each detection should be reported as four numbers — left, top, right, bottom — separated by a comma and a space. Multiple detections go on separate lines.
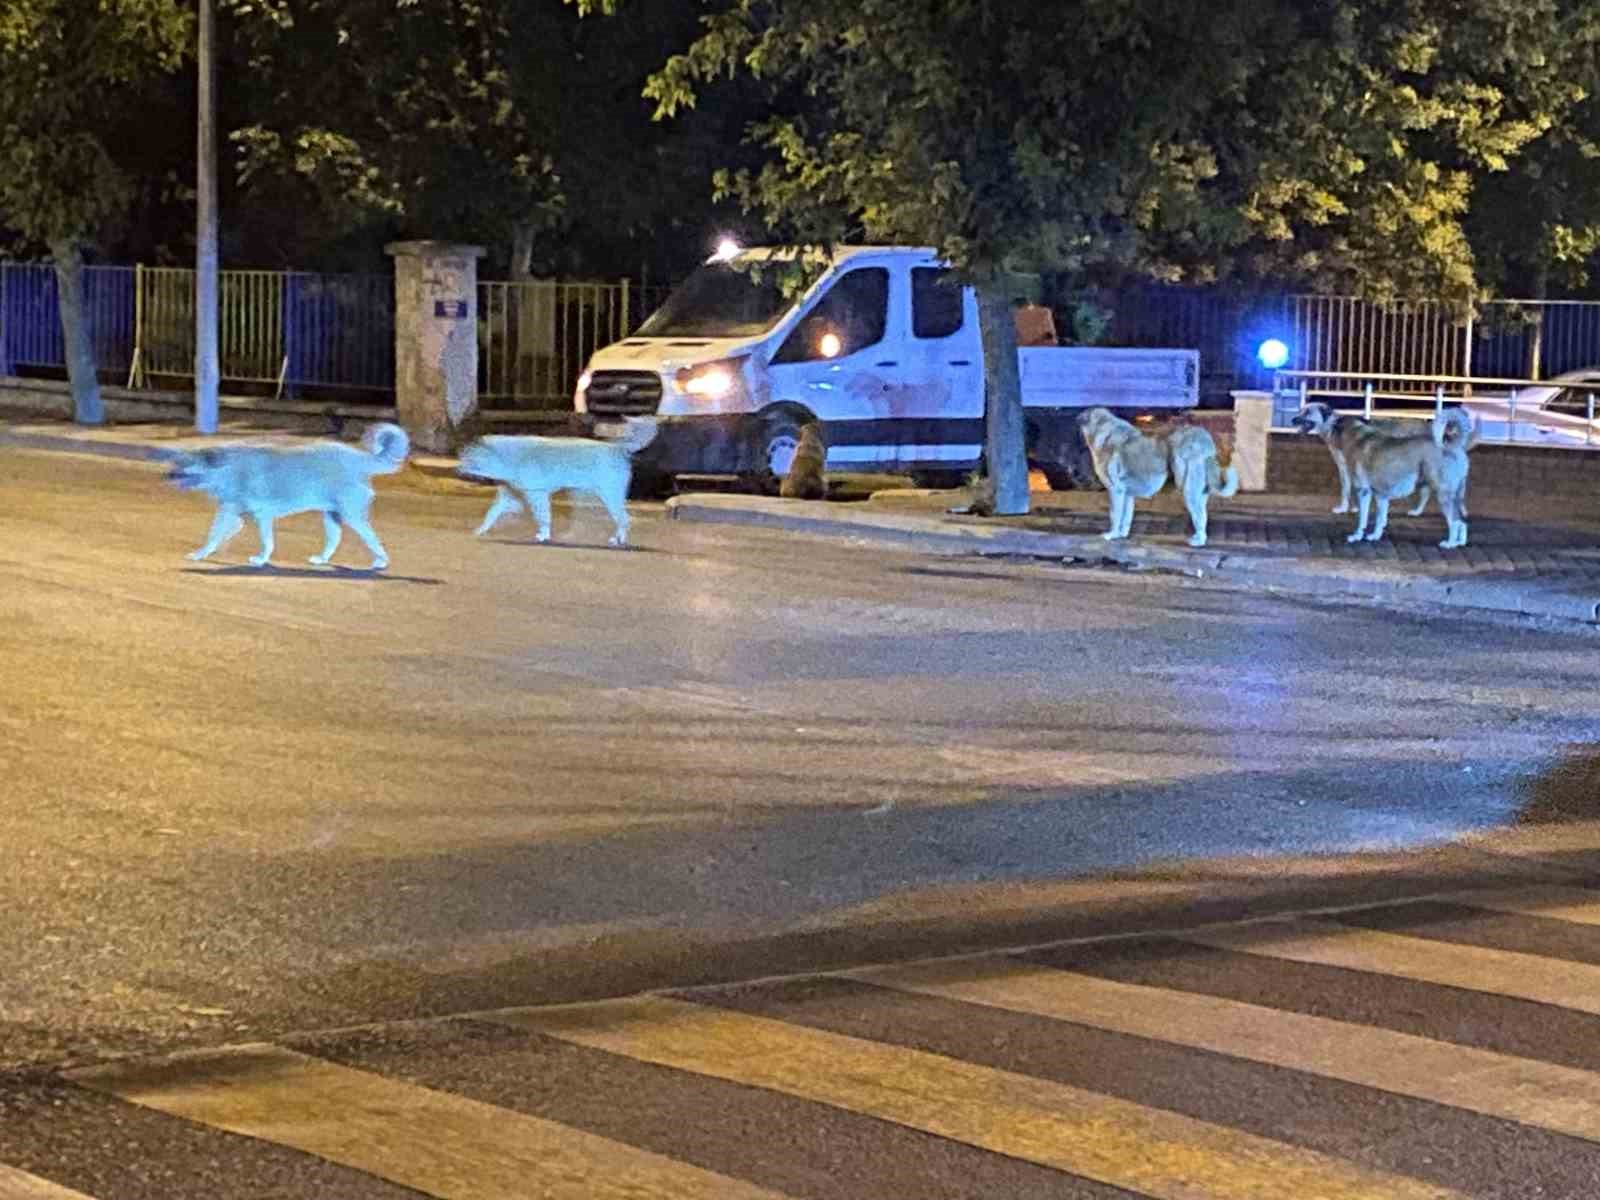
0, 261, 666, 407
1283, 295, 1600, 388
0, 261, 396, 397
477, 279, 671, 409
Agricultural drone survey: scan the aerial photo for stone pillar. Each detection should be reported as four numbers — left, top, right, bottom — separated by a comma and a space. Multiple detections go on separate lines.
1228, 390, 1274, 492
386, 240, 485, 453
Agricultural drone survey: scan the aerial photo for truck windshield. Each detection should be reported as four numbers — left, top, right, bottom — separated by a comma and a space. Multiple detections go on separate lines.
635, 264, 793, 337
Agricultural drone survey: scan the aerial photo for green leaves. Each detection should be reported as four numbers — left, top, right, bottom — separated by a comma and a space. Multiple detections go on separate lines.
647, 0, 1600, 305
0, 0, 191, 249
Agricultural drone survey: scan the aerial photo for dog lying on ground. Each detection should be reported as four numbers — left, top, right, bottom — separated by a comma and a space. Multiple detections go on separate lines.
1344, 408, 1475, 548
1079, 407, 1240, 547
779, 422, 828, 500
166, 422, 409, 569
458, 417, 659, 547
1292, 402, 1440, 516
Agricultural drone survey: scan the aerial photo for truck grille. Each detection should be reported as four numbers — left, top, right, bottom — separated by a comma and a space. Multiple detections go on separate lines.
585, 370, 662, 415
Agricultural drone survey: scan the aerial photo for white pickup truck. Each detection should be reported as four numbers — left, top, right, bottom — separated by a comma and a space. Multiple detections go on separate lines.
574, 245, 1197, 491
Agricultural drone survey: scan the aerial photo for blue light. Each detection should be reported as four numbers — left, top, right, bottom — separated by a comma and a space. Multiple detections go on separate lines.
1257, 338, 1290, 369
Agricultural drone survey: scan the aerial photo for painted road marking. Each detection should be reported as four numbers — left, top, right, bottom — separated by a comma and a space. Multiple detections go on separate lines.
492, 995, 1462, 1200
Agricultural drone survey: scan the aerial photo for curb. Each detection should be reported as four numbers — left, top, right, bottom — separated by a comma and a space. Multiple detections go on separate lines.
0, 429, 178, 463
665, 494, 1600, 624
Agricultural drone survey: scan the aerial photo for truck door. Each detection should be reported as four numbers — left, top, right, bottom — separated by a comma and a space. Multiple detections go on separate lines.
893, 266, 985, 468
767, 266, 893, 468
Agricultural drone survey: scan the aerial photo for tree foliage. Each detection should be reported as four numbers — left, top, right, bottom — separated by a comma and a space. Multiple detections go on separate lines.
224, 0, 563, 271
0, 0, 191, 250
646, 0, 1600, 308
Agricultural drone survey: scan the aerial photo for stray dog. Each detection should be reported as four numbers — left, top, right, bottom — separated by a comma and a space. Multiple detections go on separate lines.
166, 423, 409, 569
1080, 407, 1240, 547
1292, 402, 1436, 516
779, 422, 828, 500
459, 417, 658, 547
1344, 408, 1475, 548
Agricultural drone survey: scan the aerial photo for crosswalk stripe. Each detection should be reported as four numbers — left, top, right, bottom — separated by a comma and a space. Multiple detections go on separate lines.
492, 996, 1463, 1200
1185, 917, 1600, 1015
0, 1166, 100, 1200
851, 956, 1600, 1143
65, 1043, 791, 1200
1446, 884, 1600, 926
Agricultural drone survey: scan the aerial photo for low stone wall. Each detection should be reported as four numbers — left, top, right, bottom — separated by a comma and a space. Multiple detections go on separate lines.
1268, 431, 1600, 518
0, 377, 394, 434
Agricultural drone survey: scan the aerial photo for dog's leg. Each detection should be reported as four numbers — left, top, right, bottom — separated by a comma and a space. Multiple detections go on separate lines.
188, 506, 243, 561
309, 512, 343, 565
248, 515, 277, 567
1102, 487, 1126, 541
473, 486, 522, 537
1365, 496, 1392, 542
1408, 485, 1431, 518
343, 508, 390, 571
1346, 489, 1372, 543
528, 491, 553, 543
1183, 472, 1210, 548
1441, 494, 1468, 548
1332, 451, 1352, 514
599, 484, 630, 547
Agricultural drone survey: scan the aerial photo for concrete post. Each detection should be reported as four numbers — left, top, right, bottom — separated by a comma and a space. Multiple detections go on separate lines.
1228, 390, 1273, 492
386, 240, 485, 452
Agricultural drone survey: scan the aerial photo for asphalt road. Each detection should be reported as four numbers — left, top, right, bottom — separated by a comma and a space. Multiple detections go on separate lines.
4, 446, 1600, 1077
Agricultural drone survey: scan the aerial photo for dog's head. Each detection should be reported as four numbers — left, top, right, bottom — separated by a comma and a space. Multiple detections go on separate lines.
164, 448, 224, 492
1291, 403, 1336, 436
1078, 406, 1123, 451
456, 439, 509, 486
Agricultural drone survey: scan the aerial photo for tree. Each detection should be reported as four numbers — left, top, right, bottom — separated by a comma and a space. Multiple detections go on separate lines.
643, 0, 1600, 514
223, 0, 566, 276
0, 1, 191, 422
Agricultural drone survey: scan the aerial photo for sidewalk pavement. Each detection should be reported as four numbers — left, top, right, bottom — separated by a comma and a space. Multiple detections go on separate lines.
665, 487, 1600, 624
5, 415, 1599, 624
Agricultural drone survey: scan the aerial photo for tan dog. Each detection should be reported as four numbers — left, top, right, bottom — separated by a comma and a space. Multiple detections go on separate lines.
1345, 409, 1475, 548
1079, 407, 1240, 547
459, 417, 658, 547
779, 422, 828, 500
1292, 402, 1433, 517
165, 422, 409, 569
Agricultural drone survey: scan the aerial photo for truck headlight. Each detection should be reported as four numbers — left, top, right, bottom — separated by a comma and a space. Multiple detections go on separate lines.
574, 370, 592, 411
675, 356, 747, 402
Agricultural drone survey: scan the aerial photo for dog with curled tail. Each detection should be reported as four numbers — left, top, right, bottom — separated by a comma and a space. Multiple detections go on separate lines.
165, 422, 409, 569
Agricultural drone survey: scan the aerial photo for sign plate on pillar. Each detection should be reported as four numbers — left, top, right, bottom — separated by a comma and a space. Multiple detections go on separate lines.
434, 299, 469, 319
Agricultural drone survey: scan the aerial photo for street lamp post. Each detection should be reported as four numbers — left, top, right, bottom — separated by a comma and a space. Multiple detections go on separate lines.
195, 0, 220, 434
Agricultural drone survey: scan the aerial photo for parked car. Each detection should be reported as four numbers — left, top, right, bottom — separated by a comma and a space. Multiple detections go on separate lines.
1460, 367, 1600, 447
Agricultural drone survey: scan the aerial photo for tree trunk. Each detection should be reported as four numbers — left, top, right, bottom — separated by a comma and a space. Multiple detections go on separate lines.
49, 239, 104, 426
510, 223, 535, 281
975, 278, 1030, 515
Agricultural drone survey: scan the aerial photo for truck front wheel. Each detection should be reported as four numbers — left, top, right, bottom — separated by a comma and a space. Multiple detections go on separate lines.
742, 411, 807, 495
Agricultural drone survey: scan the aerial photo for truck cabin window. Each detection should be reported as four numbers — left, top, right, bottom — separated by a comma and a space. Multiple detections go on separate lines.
635, 264, 793, 338
912, 268, 964, 338
772, 269, 889, 364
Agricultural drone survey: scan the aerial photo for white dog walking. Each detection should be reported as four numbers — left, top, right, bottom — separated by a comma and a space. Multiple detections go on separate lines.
458, 417, 659, 547
165, 422, 409, 569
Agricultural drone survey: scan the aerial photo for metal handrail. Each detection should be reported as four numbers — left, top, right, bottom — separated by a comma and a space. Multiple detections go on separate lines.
1272, 370, 1599, 447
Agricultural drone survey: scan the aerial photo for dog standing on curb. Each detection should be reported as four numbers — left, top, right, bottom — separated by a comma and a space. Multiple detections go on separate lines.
166, 422, 409, 569
1345, 408, 1476, 548
458, 416, 658, 547
1080, 407, 1240, 547
1292, 402, 1436, 517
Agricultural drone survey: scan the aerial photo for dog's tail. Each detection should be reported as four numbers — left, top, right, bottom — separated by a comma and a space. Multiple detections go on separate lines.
360, 422, 410, 474
1432, 407, 1476, 452
613, 416, 660, 455
1207, 455, 1241, 497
